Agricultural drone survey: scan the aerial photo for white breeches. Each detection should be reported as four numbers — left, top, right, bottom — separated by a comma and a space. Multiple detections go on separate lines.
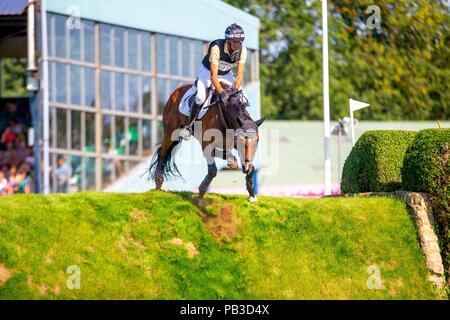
195, 65, 237, 105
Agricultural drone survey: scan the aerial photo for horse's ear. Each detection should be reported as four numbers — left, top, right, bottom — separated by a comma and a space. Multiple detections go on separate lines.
255, 117, 265, 127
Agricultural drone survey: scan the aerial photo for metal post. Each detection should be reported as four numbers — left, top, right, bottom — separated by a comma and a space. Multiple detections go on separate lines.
350, 110, 355, 146
322, 0, 331, 196
40, 0, 50, 194
337, 130, 341, 183
27, 0, 36, 72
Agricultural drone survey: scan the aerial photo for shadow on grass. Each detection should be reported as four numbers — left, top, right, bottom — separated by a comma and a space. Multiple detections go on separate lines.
147, 189, 217, 217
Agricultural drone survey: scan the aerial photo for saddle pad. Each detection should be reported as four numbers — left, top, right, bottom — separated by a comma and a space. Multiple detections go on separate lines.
179, 86, 213, 120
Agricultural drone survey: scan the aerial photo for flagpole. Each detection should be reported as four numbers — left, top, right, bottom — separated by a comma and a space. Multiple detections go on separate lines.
322, 0, 331, 196
349, 99, 370, 146
350, 108, 356, 146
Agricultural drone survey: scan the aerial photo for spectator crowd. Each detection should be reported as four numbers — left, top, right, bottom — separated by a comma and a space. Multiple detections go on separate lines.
0, 101, 34, 195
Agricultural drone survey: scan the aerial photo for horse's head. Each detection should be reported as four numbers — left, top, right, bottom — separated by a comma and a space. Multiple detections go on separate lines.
222, 84, 265, 174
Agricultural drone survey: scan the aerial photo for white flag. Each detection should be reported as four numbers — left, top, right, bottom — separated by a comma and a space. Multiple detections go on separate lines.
349, 99, 370, 112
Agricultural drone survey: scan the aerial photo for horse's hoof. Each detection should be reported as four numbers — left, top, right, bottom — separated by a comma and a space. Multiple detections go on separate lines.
227, 161, 238, 169
248, 196, 257, 203
193, 197, 212, 207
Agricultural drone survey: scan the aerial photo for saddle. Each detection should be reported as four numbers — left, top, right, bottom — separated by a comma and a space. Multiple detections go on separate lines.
179, 80, 225, 120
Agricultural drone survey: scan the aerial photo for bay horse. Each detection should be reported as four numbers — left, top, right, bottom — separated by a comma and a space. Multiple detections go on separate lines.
148, 83, 264, 202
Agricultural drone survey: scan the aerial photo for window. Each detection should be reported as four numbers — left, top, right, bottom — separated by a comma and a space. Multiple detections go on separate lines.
70, 65, 82, 105
181, 39, 192, 78
156, 34, 168, 74
157, 79, 168, 115
100, 24, 112, 65
169, 37, 180, 76
85, 112, 96, 152
142, 77, 151, 115
49, 62, 55, 102
244, 49, 259, 84
114, 27, 125, 68
128, 118, 139, 156
141, 32, 151, 72
55, 63, 67, 103
71, 110, 82, 151
49, 108, 55, 147
115, 116, 126, 155
101, 71, 112, 109
142, 120, 152, 156
70, 156, 82, 192
85, 157, 97, 190
69, 23, 81, 60
85, 67, 96, 107
56, 108, 68, 149
55, 15, 67, 58
114, 72, 126, 111
193, 40, 204, 73
128, 75, 139, 113
84, 21, 95, 63
102, 115, 113, 153
128, 30, 139, 70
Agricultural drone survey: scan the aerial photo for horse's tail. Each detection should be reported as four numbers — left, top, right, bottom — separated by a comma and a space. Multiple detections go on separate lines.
146, 140, 183, 182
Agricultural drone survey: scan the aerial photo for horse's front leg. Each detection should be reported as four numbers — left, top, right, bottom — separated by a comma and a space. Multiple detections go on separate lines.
245, 169, 257, 203
198, 160, 217, 199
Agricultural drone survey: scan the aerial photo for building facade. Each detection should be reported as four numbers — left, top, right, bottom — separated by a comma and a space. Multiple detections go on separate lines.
31, 0, 260, 193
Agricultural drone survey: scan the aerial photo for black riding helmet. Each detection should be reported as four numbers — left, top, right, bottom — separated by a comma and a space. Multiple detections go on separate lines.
225, 23, 245, 41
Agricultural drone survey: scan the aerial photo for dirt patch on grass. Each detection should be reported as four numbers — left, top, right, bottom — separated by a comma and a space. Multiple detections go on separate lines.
168, 238, 199, 259
116, 235, 154, 274
28, 276, 61, 296
130, 209, 147, 223
0, 263, 12, 286
28, 276, 49, 295
117, 235, 146, 253
202, 204, 241, 243
53, 284, 61, 295
75, 254, 88, 264
45, 251, 53, 265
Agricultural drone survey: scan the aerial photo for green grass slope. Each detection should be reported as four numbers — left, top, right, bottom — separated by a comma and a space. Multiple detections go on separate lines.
0, 191, 442, 299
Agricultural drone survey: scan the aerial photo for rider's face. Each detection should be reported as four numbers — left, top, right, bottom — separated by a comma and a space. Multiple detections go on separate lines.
228, 40, 242, 52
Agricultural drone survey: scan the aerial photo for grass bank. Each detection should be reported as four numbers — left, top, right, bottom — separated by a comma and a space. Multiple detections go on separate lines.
0, 191, 442, 299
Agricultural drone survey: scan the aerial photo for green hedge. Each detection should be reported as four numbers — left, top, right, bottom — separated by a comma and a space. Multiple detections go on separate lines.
402, 129, 450, 195
402, 128, 450, 277
341, 130, 416, 193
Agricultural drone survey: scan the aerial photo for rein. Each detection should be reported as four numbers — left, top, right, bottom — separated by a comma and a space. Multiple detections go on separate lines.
197, 90, 254, 149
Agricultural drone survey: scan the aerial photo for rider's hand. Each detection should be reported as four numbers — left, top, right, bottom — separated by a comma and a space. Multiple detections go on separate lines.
220, 90, 230, 103
231, 87, 239, 95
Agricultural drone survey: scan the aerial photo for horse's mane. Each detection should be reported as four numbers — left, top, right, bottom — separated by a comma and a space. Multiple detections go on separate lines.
221, 83, 258, 132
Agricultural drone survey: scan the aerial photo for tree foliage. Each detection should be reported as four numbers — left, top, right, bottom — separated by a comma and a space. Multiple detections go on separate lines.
225, 0, 449, 120
0, 58, 27, 98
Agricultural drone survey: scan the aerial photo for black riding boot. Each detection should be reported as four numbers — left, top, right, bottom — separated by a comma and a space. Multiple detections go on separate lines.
188, 101, 201, 125
180, 99, 201, 140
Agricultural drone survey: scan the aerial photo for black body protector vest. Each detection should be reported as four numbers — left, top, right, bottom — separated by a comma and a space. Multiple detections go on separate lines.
202, 39, 242, 75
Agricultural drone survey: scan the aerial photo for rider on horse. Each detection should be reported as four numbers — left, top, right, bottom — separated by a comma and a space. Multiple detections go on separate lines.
179, 23, 248, 140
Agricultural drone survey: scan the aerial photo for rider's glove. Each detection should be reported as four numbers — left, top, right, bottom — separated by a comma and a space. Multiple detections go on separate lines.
220, 90, 230, 103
